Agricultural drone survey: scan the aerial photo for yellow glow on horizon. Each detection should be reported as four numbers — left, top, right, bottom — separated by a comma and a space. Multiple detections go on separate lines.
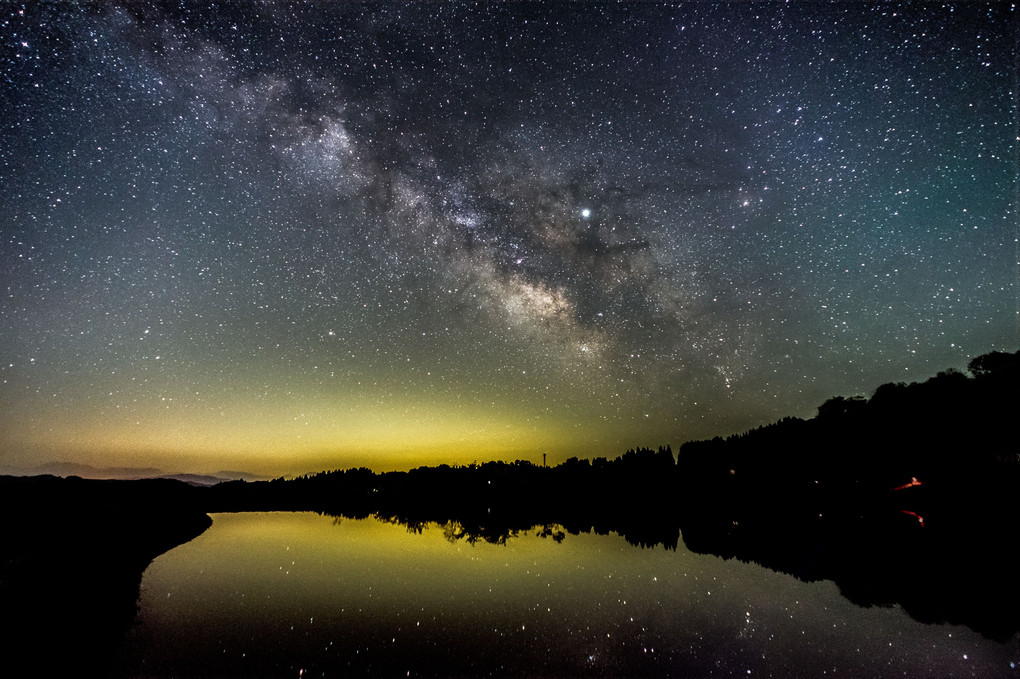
14, 392, 611, 475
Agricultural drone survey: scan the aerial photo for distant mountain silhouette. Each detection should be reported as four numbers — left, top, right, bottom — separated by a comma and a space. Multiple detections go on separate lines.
0, 461, 165, 479
212, 469, 277, 482
0, 462, 274, 484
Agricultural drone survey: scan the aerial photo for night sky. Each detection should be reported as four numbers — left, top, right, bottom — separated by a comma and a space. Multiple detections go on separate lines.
2, 2, 1016, 476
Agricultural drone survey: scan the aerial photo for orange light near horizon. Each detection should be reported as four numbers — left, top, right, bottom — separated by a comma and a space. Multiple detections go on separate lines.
900, 510, 924, 527
891, 477, 922, 492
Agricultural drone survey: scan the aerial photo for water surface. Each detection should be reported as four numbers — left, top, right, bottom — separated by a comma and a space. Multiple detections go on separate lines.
118, 512, 1018, 678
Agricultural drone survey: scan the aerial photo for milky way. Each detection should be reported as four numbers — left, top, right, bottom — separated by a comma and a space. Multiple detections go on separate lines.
1, 3, 1016, 474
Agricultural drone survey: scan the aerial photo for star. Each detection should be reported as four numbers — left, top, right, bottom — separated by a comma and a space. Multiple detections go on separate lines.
0, 1, 1012, 476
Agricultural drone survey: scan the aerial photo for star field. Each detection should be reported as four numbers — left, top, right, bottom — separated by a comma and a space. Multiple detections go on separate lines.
1, 2, 1016, 475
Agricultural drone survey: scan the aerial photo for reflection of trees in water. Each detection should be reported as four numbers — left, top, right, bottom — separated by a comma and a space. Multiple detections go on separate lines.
322, 480, 1017, 641
536, 525, 566, 543
678, 491, 1019, 642
330, 513, 576, 546
196, 349, 1020, 637
437, 520, 523, 545
429, 520, 566, 545
297, 445, 683, 549
441, 520, 464, 542
292, 350, 1020, 639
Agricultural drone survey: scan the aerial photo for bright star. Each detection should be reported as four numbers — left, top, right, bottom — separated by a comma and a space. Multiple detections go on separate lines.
581, 208, 591, 219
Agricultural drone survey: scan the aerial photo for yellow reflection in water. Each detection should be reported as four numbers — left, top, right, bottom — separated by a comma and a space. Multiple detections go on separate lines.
151, 512, 641, 620
123, 512, 1015, 679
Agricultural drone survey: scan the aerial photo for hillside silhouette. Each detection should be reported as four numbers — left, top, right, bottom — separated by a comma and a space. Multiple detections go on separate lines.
672, 349, 1019, 640
677, 349, 1017, 499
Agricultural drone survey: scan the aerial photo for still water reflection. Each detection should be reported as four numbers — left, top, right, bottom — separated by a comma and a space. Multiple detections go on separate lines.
118, 512, 1017, 678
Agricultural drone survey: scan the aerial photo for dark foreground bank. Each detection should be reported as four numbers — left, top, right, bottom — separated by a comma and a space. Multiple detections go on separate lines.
0, 475, 211, 678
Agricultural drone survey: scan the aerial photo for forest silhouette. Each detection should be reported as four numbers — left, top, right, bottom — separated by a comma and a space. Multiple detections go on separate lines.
1, 349, 1017, 677
203, 348, 1020, 638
